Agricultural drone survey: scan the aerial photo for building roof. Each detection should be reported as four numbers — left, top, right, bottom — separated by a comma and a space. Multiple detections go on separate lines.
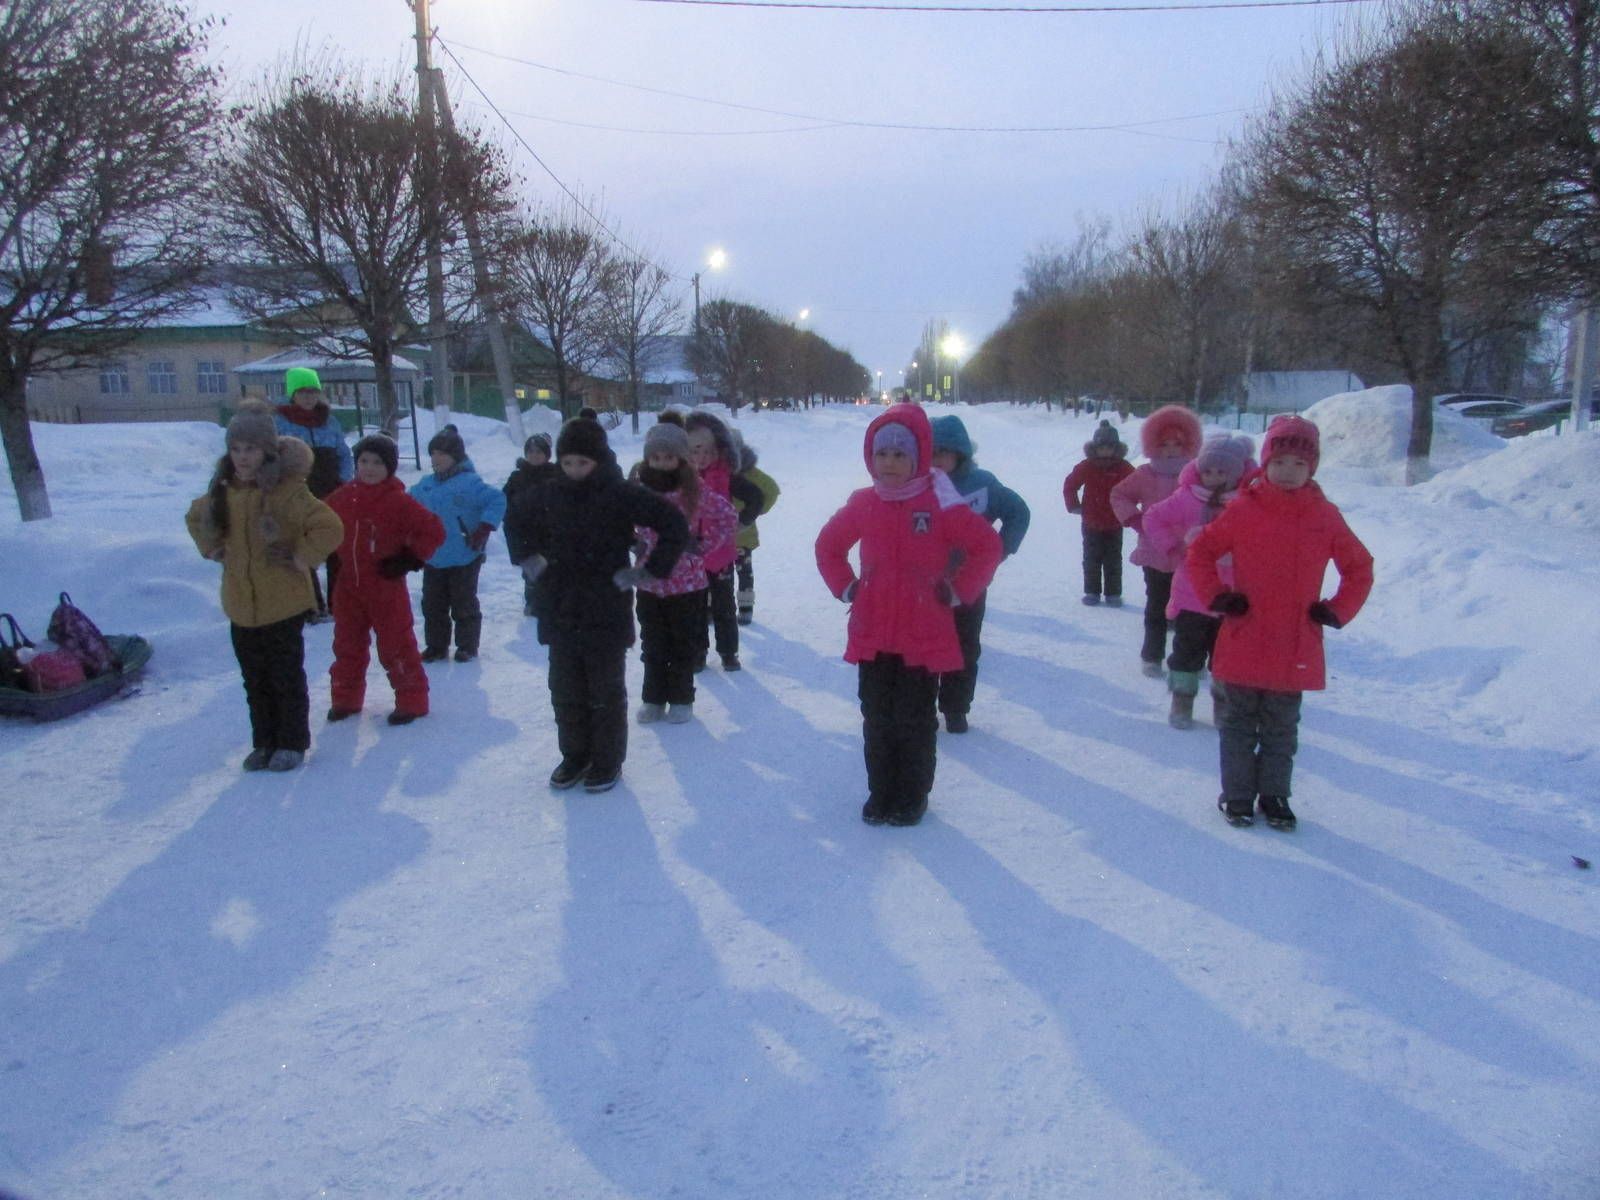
234, 346, 424, 381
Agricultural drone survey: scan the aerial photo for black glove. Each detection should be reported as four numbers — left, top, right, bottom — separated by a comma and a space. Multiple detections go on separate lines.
520, 554, 548, 584
466, 523, 494, 552
935, 578, 959, 607
613, 565, 649, 591
1211, 591, 1250, 617
377, 551, 425, 579
1309, 600, 1342, 628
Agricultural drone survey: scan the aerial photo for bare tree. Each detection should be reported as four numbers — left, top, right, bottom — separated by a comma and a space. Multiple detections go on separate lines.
221, 58, 508, 435
687, 298, 774, 414
1238, 8, 1566, 480
599, 252, 682, 433
504, 203, 618, 420
1, 0, 223, 520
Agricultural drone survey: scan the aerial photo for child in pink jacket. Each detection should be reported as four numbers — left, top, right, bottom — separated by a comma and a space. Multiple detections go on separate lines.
1110, 404, 1203, 675
685, 410, 765, 672
1141, 434, 1255, 730
1187, 416, 1373, 830
815, 404, 1003, 827
630, 421, 738, 726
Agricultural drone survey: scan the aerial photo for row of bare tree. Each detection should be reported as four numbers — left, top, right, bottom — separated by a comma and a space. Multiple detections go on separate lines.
958, 0, 1600, 480
0, 6, 869, 520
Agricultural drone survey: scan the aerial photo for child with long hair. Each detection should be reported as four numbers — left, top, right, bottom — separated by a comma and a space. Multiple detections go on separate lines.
684, 410, 765, 671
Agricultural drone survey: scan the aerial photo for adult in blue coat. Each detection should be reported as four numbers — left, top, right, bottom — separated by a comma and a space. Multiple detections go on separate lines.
929, 414, 1032, 732
409, 426, 507, 661
274, 366, 354, 619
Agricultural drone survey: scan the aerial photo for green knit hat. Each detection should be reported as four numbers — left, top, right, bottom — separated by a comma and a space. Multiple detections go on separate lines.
284, 366, 323, 397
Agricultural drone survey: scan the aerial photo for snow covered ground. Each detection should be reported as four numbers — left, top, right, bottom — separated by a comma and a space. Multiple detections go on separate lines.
1, 395, 1596, 1199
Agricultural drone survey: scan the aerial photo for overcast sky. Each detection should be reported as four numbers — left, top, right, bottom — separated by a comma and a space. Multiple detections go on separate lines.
200, 0, 1370, 389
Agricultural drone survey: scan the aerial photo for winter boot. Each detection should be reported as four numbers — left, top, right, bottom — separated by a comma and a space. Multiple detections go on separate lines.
887, 797, 929, 827
1168, 692, 1195, 730
1081, 593, 1102, 606
1217, 794, 1254, 827
666, 703, 695, 725
327, 706, 360, 722
944, 711, 969, 734
266, 749, 304, 772
242, 747, 273, 772
861, 796, 890, 826
421, 647, 448, 663
636, 702, 666, 725
1104, 595, 1124, 608
1257, 794, 1297, 830
549, 759, 587, 790
1141, 660, 1166, 679
721, 654, 742, 672
386, 710, 423, 727
584, 764, 622, 793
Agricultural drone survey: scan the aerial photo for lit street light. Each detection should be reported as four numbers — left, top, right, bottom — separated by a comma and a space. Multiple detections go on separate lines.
692, 246, 728, 334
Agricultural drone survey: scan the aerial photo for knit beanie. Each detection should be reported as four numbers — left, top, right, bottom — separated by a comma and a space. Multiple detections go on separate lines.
871, 421, 919, 469
1195, 434, 1255, 487
226, 400, 279, 456
524, 432, 552, 460
284, 367, 323, 397
352, 433, 399, 478
1261, 415, 1321, 475
427, 428, 466, 464
556, 416, 609, 462
1085, 419, 1126, 458
930, 415, 974, 460
643, 421, 690, 460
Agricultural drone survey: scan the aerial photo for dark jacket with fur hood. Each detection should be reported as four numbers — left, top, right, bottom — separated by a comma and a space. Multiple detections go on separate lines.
186, 436, 344, 628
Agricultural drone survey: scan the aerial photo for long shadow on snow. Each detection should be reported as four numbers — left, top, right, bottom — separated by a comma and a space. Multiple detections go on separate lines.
668, 662, 936, 1016
907, 820, 1541, 1200
527, 789, 889, 1198
0, 745, 428, 1173
939, 731, 1579, 1082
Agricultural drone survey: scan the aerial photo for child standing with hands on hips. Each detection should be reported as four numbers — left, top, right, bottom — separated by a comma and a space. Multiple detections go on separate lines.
1111, 403, 1204, 674
816, 404, 1003, 827
323, 434, 445, 727
1062, 420, 1134, 607
186, 401, 343, 772
1187, 416, 1373, 829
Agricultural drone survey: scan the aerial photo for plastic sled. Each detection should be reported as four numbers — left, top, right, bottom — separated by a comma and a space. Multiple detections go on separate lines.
0, 634, 152, 722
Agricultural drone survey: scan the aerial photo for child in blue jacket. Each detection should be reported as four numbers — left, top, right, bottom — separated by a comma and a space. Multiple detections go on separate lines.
929, 415, 1031, 732
409, 426, 506, 662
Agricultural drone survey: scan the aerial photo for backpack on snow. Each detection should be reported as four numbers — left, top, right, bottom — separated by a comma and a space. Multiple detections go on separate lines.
0, 613, 33, 689
47, 592, 120, 677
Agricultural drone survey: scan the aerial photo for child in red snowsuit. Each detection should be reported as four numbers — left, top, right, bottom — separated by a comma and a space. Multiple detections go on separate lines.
1186, 415, 1373, 829
815, 404, 1003, 827
325, 434, 446, 725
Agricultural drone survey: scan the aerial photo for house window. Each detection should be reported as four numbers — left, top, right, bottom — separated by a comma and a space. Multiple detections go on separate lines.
99, 363, 130, 395
147, 360, 178, 395
197, 360, 228, 395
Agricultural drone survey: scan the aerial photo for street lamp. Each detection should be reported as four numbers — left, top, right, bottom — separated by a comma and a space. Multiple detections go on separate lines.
692, 246, 728, 335
940, 333, 966, 404
875, 368, 883, 399
798, 308, 810, 324
911, 359, 920, 398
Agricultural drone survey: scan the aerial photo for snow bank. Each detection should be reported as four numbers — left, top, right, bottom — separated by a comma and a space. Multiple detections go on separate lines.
1420, 427, 1600, 530
1304, 386, 1503, 483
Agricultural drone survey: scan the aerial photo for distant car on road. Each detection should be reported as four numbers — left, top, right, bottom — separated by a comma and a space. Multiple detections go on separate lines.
1434, 393, 1526, 422
1492, 398, 1577, 438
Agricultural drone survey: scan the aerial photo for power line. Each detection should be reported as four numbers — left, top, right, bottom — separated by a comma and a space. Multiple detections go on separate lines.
631, 0, 1372, 11
443, 39, 1245, 137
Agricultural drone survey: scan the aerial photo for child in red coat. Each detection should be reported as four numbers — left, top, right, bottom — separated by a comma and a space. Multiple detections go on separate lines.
1063, 420, 1135, 606
1186, 415, 1373, 829
815, 404, 1003, 827
324, 435, 447, 726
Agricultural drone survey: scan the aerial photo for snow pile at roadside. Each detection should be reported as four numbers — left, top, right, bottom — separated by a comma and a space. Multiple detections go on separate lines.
1419, 427, 1600, 530
1303, 385, 1504, 484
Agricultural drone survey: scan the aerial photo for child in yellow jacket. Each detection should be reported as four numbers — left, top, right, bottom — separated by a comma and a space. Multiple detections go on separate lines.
186, 401, 343, 773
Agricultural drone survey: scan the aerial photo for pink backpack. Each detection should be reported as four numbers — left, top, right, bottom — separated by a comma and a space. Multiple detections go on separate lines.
47, 592, 120, 678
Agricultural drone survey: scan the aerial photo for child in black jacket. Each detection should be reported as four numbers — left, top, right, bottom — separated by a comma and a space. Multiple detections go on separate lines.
503, 433, 562, 615
503, 418, 689, 793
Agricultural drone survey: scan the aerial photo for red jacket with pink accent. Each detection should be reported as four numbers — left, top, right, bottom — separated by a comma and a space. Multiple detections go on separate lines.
1186, 477, 1373, 692
815, 406, 1004, 673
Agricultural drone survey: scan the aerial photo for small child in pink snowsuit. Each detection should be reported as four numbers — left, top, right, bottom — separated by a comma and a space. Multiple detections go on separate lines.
815, 404, 1003, 827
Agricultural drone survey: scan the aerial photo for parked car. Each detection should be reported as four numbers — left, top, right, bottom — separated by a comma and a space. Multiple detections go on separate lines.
1433, 393, 1526, 423
1492, 398, 1577, 438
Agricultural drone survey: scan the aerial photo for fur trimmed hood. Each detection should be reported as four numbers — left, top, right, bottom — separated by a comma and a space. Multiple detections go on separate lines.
1139, 404, 1203, 459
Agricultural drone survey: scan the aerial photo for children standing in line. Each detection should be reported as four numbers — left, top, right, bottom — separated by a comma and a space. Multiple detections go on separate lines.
1187, 416, 1373, 830
684, 411, 764, 671
503, 433, 561, 616
1063, 420, 1134, 607
1141, 434, 1255, 730
929, 414, 1031, 734
815, 404, 1003, 827
324, 434, 446, 727
630, 421, 739, 725
731, 434, 780, 627
503, 417, 688, 793
274, 367, 353, 621
1111, 404, 1204, 675
186, 401, 343, 772
409, 426, 506, 663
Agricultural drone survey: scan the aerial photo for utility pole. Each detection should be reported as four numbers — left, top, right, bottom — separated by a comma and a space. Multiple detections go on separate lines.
413, 0, 452, 434
1570, 307, 1596, 433
431, 71, 526, 445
